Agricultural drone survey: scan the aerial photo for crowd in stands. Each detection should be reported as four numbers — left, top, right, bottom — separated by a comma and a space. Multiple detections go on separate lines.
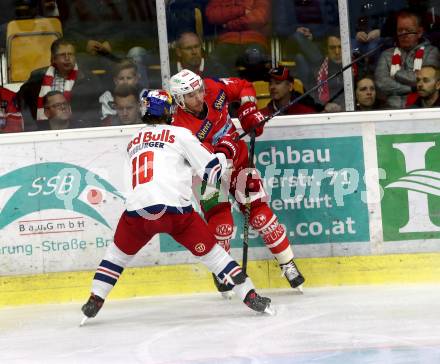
1, 0, 440, 134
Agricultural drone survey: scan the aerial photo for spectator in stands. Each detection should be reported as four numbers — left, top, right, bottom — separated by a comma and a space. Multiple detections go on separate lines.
350, 0, 403, 76
351, 0, 402, 60
406, 64, 440, 108
99, 59, 140, 125
61, 0, 158, 88
375, 10, 440, 109
170, 31, 228, 78
0, 86, 24, 133
41, 90, 82, 130
315, 33, 345, 112
379, 1, 440, 47
204, 0, 271, 76
172, 32, 205, 75
111, 84, 142, 126
355, 76, 381, 111
18, 38, 103, 131
272, 0, 340, 43
236, 45, 272, 82
166, 0, 211, 43
261, 66, 318, 116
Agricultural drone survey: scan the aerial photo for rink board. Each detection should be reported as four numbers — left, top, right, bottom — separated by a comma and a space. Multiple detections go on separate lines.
2, 109, 440, 305
1, 253, 440, 307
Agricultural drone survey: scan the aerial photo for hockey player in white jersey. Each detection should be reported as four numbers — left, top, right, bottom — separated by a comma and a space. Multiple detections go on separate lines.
81, 89, 273, 324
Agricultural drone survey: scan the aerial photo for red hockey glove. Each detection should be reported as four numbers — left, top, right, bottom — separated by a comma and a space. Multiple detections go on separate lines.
214, 132, 239, 161
237, 102, 265, 137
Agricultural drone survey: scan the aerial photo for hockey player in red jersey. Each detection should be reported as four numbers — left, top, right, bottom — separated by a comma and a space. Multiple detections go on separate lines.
170, 69, 305, 295
81, 89, 273, 324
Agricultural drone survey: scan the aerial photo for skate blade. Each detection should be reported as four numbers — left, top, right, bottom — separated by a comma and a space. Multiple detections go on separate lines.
79, 316, 89, 327
263, 304, 276, 316
221, 291, 234, 300
295, 284, 304, 294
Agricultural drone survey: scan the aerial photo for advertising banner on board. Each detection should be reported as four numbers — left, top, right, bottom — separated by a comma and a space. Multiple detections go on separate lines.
377, 133, 440, 241
0, 138, 128, 275
160, 136, 370, 253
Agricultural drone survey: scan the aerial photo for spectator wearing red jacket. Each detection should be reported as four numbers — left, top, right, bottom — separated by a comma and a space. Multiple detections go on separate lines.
205, 0, 271, 77
261, 66, 319, 116
0, 87, 24, 133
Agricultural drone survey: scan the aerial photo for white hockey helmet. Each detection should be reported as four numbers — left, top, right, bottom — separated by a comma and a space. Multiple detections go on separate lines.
169, 69, 204, 109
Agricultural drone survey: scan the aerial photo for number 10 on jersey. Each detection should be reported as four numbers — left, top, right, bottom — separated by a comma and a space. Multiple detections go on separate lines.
132, 151, 154, 188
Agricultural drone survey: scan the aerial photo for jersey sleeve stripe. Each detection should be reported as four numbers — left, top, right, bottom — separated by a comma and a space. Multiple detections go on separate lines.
203, 157, 223, 185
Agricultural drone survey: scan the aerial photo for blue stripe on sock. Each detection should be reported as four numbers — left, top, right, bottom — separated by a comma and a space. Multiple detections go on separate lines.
217, 261, 239, 280
94, 272, 117, 286
100, 259, 124, 274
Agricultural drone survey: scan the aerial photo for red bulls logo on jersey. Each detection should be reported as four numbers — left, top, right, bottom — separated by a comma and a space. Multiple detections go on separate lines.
127, 130, 175, 151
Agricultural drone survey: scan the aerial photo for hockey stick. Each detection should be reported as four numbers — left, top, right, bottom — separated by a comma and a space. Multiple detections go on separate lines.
237, 40, 388, 140
239, 38, 393, 272
242, 130, 256, 274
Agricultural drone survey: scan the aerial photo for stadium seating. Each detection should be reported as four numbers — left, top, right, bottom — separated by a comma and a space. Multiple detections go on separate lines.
253, 80, 271, 109
6, 17, 62, 83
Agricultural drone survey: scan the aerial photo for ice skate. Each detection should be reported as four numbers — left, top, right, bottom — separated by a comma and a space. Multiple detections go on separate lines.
80, 293, 104, 325
280, 259, 305, 292
243, 289, 275, 315
212, 273, 234, 299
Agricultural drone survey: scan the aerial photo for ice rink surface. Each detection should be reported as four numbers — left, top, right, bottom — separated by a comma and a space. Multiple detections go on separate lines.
1, 284, 439, 364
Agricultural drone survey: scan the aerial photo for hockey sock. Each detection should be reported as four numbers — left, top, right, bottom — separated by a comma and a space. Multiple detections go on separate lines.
209, 216, 233, 253
274, 249, 294, 265
249, 205, 294, 265
91, 242, 132, 299
204, 202, 233, 253
198, 245, 254, 300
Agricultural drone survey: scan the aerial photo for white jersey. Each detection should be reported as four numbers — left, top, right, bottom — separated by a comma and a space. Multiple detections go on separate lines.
125, 124, 227, 212
99, 90, 116, 120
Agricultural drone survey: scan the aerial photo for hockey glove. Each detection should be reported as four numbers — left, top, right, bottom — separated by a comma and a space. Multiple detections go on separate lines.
214, 132, 240, 161
237, 102, 265, 137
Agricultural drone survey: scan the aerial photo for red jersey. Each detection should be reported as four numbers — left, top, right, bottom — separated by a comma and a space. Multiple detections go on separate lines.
172, 77, 255, 146
0, 87, 24, 133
